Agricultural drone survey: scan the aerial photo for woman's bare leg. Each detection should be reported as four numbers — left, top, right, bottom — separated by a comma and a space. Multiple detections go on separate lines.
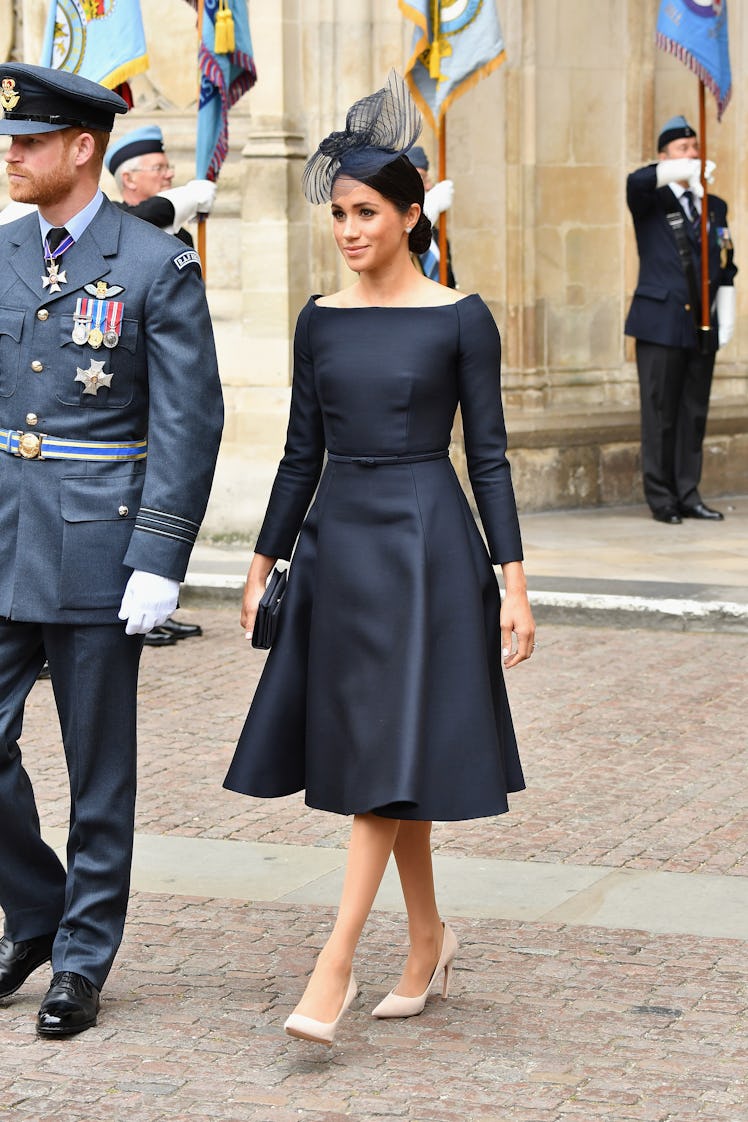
390, 820, 444, 996
291, 812, 400, 1022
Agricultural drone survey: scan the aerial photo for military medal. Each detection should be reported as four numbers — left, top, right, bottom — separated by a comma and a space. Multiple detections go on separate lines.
88, 327, 103, 349
102, 300, 124, 348
42, 259, 67, 294
72, 298, 92, 344
41, 229, 75, 293
75, 358, 113, 396
86, 299, 108, 349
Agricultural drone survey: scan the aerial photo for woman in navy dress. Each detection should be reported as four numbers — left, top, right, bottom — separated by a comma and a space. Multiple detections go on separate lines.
224, 72, 535, 1045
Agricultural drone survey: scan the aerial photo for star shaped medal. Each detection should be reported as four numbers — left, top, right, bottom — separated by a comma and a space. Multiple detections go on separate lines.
75, 358, 113, 396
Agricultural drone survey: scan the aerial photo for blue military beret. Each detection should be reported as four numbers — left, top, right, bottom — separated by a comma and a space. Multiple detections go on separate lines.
105, 125, 166, 176
657, 115, 697, 151
0, 62, 127, 135
409, 146, 429, 171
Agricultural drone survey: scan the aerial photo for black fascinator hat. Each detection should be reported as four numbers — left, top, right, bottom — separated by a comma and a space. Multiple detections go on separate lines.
303, 70, 422, 204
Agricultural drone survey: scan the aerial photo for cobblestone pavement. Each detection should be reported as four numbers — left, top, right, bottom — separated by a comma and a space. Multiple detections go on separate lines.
2, 609, 747, 1121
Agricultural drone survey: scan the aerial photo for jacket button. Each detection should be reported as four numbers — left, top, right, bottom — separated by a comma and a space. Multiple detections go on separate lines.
118, 505, 129, 517
25, 413, 38, 427
37, 309, 49, 321
31, 360, 44, 372
685, 304, 691, 311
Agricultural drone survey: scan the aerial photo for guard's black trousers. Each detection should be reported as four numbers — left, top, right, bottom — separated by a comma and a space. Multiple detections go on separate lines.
0, 620, 142, 990
635, 340, 715, 513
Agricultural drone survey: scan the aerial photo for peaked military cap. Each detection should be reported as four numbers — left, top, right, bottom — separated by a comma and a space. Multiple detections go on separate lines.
105, 125, 165, 176
657, 114, 697, 152
0, 62, 128, 135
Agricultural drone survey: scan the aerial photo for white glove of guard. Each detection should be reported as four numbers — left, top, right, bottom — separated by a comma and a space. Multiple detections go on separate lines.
118, 571, 180, 635
716, 286, 736, 348
157, 179, 217, 230
422, 179, 454, 225
655, 158, 715, 194
0, 201, 37, 225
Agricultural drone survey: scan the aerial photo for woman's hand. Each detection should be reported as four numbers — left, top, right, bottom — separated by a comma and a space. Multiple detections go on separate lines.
240, 553, 276, 639
500, 561, 536, 668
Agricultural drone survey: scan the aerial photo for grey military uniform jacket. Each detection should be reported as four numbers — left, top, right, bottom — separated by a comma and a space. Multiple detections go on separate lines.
0, 197, 223, 624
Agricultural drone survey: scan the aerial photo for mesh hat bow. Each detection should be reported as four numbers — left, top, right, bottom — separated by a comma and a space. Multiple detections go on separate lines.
302, 70, 422, 204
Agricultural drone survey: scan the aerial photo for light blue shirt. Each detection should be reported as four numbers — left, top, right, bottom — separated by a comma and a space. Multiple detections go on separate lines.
38, 189, 105, 247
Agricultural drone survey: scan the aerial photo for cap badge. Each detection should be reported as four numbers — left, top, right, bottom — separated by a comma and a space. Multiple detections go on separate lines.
0, 78, 20, 113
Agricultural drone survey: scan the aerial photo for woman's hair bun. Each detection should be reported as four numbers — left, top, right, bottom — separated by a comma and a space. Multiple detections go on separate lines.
408, 212, 432, 255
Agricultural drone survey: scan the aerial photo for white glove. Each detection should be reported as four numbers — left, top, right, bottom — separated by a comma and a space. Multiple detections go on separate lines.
422, 179, 454, 225
716, 286, 736, 348
157, 179, 217, 231
0, 201, 37, 226
118, 571, 180, 635
655, 158, 715, 193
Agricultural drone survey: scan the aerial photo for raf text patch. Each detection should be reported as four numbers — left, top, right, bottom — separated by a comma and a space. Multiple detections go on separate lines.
173, 250, 202, 272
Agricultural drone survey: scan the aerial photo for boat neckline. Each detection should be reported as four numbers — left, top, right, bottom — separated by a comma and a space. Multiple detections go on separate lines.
310, 293, 479, 310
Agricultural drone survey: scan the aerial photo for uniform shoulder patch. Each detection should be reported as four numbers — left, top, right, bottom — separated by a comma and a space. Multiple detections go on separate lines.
173, 249, 202, 272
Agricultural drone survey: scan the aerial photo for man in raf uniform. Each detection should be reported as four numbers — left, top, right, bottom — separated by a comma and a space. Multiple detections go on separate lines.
625, 114, 737, 524
105, 124, 216, 645
0, 63, 223, 1036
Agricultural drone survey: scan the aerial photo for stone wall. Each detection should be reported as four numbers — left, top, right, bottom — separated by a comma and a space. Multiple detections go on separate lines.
2, 1, 746, 531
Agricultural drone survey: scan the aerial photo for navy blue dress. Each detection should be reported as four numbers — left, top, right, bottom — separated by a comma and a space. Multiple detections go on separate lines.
224, 295, 526, 820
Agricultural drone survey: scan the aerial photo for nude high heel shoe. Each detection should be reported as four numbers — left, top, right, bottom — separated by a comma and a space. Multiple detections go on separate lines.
284, 972, 358, 1045
371, 923, 458, 1019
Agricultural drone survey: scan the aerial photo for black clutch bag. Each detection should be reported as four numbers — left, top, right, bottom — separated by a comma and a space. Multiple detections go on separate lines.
251, 566, 288, 649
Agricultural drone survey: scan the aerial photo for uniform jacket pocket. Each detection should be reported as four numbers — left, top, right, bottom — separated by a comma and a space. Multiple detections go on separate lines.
0, 306, 26, 397
59, 474, 144, 609
56, 316, 139, 409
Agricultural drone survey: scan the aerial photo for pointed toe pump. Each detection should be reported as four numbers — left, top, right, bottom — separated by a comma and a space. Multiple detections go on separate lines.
284, 972, 358, 1045
372, 923, 459, 1019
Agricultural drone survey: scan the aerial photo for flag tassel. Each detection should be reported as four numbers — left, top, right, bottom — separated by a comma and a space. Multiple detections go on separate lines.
215, 0, 236, 54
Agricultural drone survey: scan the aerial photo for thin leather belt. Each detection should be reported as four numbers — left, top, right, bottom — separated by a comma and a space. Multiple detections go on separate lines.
0, 428, 148, 461
327, 449, 449, 467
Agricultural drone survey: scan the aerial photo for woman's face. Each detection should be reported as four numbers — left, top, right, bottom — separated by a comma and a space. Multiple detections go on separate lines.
330, 177, 418, 273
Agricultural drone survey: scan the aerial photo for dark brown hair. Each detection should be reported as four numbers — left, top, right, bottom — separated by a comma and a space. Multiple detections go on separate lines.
361, 154, 432, 254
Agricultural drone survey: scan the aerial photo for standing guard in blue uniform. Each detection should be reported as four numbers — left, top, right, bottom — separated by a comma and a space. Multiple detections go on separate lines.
625, 115, 737, 524
0, 63, 223, 1036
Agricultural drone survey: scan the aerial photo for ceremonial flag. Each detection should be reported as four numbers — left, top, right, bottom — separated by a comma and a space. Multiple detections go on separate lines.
400, 0, 506, 131
40, 0, 149, 90
182, 0, 257, 182
656, 0, 731, 119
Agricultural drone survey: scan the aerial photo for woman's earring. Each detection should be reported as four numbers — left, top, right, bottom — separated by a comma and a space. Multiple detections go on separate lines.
405, 227, 412, 233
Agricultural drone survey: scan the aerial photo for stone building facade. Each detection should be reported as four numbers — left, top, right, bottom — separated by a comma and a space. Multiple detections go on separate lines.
2, 1, 747, 536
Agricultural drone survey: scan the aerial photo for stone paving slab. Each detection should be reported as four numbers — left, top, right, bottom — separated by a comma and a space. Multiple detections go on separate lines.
1, 900, 746, 1122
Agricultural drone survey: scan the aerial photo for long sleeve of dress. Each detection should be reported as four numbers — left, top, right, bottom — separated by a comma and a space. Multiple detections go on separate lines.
254, 301, 326, 559
456, 297, 523, 565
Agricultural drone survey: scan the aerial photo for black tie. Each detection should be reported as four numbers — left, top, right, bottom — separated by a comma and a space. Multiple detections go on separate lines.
46, 226, 70, 255
681, 190, 700, 232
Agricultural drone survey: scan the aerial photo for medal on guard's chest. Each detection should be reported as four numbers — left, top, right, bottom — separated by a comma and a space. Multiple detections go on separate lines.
75, 358, 113, 395
88, 327, 104, 349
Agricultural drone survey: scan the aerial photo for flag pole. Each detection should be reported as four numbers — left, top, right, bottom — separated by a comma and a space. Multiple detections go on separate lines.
437, 113, 448, 286
698, 78, 709, 342
196, 0, 207, 279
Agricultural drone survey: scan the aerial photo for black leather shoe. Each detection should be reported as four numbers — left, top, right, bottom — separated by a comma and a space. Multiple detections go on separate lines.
37, 659, 51, 680
143, 628, 177, 647
652, 508, 682, 524
0, 933, 55, 999
157, 616, 203, 639
36, 971, 100, 1037
679, 502, 724, 521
